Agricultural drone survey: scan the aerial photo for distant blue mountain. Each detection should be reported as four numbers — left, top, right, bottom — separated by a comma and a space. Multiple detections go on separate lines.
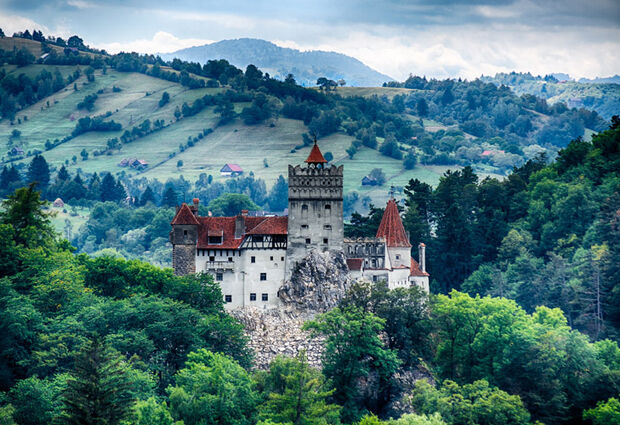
160, 38, 394, 87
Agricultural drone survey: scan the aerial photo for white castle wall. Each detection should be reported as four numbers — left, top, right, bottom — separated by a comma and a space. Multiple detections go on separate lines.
196, 248, 286, 309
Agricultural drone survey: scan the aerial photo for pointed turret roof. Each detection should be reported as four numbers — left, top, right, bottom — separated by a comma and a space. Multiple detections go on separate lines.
171, 203, 199, 225
305, 140, 327, 165
376, 198, 411, 247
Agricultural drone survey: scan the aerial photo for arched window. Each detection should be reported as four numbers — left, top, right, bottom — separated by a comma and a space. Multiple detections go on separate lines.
324, 204, 331, 216
301, 204, 308, 219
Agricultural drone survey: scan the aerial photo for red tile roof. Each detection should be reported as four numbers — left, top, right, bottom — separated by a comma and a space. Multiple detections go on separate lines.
410, 258, 429, 276
246, 216, 288, 235
171, 203, 199, 225
305, 142, 327, 164
376, 199, 411, 247
196, 215, 288, 249
346, 258, 364, 271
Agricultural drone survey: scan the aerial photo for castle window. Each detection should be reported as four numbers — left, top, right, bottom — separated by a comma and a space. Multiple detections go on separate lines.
228, 257, 233, 262
305, 238, 311, 244
260, 272, 267, 281
324, 225, 332, 231
208, 235, 222, 244
184, 230, 188, 236
250, 293, 256, 301
209, 256, 215, 262
251, 256, 256, 263
270, 256, 273, 261
262, 293, 269, 301
225, 295, 232, 303
301, 204, 308, 219
325, 204, 331, 215
216, 273, 223, 281
323, 238, 328, 244
281, 256, 284, 261
396, 255, 400, 260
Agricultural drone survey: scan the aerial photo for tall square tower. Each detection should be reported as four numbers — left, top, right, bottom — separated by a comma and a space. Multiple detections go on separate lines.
285, 141, 344, 278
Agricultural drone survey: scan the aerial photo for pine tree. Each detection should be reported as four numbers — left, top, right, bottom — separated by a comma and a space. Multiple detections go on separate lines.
161, 186, 178, 207
100, 173, 124, 202
27, 155, 50, 187
60, 337, 134, 425
0, 183, 54, 248
57, 165, 70, 181
88, 173, 101, 201
267, 175, 288, 212
139, 186, 156, 206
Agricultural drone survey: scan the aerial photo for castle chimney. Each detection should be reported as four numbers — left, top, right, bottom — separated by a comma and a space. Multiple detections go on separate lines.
235, 211, 246, 239
418, 243, 426, 273
190, 198, 200, 215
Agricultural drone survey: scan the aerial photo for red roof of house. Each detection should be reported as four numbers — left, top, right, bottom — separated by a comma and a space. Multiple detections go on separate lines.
171, 203, 199, 225
305, 142, 327, 164
410, 258, 429, 276
195, 215, 288, 249
376, 199, 411, 248
346, 258, 364, 271
221, 164, 243, 172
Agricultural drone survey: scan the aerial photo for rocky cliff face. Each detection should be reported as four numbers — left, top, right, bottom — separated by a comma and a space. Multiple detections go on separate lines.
279, 250, 354, 312
231, 250, 354, 369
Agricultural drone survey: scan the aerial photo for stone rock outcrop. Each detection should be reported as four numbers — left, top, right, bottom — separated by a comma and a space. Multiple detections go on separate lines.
278, 250, 355, 312
232, 250, 354, 369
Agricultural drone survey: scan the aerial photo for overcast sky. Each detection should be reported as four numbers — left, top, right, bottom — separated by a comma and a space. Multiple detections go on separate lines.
1, 0, 618, 80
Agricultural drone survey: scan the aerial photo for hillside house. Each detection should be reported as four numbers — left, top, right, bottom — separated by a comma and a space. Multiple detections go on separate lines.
220, 164, 243, 177
9, 147, 25, 156
362, 176, 378, 186
119, 158, 149, 170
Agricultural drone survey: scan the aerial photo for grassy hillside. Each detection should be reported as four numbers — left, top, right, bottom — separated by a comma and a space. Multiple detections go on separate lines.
1, 64, 484, 206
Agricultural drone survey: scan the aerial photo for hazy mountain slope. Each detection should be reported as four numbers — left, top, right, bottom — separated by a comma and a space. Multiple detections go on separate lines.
160, 38, 393, 87
481, 72, 620, 119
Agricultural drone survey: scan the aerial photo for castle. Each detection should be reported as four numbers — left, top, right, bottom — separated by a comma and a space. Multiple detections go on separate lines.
170, 142, 429, 309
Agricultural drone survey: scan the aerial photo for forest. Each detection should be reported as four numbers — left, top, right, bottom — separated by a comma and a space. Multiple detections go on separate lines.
0, 119, 618, 425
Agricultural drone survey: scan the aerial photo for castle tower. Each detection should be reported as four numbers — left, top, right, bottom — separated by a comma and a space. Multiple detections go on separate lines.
169, 201, 199, 276
286, 140, 344, 278
376, 196, 411, 269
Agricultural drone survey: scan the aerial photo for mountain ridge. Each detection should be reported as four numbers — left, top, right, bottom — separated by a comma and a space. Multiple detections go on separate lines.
159, 38, 394, 87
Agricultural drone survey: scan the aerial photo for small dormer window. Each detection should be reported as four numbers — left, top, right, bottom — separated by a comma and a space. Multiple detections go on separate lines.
208, 236, 222, 244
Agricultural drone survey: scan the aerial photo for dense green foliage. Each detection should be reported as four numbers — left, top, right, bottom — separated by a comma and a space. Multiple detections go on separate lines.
0, 181, 618, 425
348, 119, 620, 341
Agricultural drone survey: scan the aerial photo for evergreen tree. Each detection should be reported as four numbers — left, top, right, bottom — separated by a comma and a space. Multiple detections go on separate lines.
27, 155, 50, 188
100, 173, 125, 202
140, 186, 157, 206
88, 173, 102, 200
0, 166, 21, 194
257, 352, 340, 425
57, 165, 70, 181
416, 98, 429, 117
60, 337, 134, 425
0, 183, 54, 248
267, 175, 288, 212
161, 186, 178, 207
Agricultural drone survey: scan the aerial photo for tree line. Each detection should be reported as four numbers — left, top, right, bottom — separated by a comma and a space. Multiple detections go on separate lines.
0, 187, 617, 424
